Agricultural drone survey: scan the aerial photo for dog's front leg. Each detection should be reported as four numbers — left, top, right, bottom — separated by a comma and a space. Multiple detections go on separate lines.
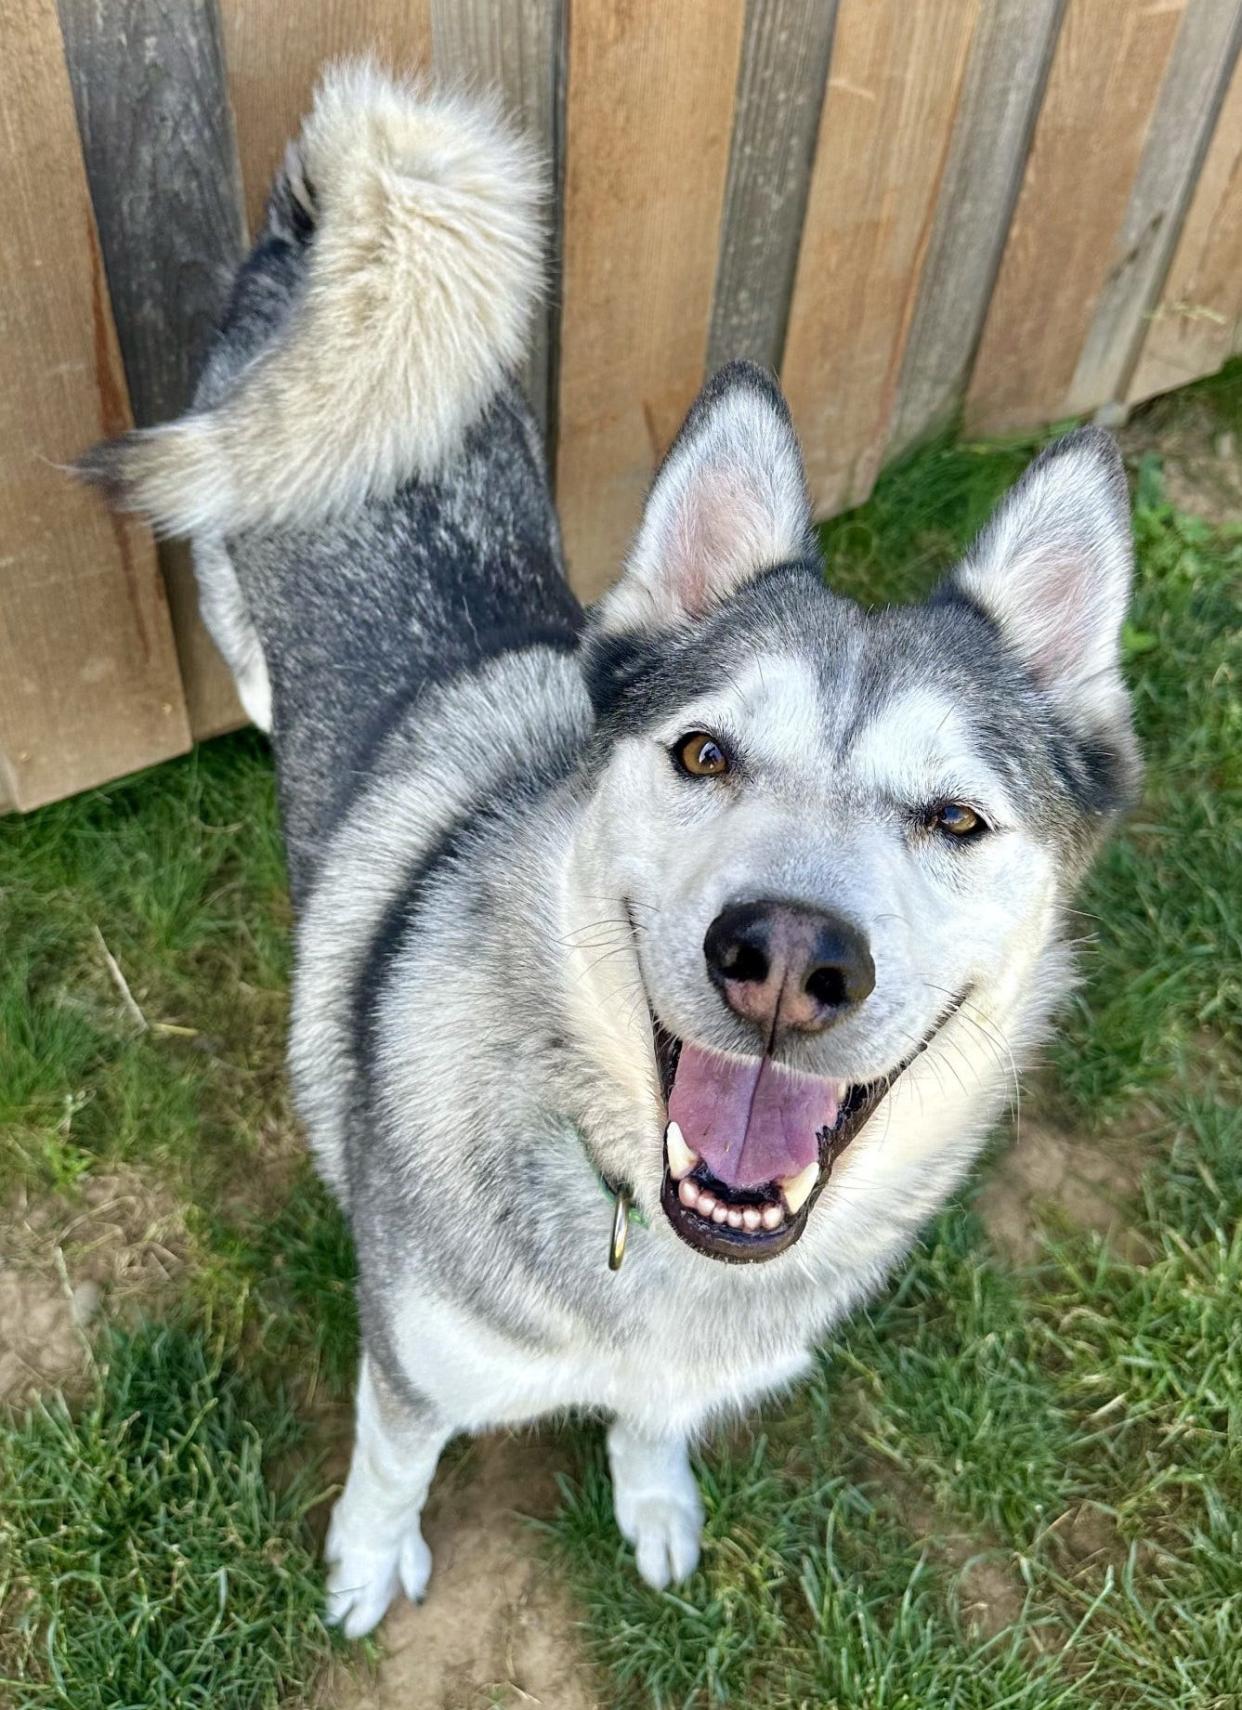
607, 1418, 704, 1589
325, 1354, 451, 1638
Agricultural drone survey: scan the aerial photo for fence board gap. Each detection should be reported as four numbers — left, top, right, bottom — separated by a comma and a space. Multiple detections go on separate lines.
58, 0, 248, 740
782, 0, 982, 520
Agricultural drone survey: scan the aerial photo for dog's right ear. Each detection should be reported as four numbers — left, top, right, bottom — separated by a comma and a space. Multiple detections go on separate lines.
592, 362, 815, 636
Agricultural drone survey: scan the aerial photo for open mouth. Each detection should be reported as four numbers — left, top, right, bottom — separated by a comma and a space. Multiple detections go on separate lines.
652, 1005, 962, 1265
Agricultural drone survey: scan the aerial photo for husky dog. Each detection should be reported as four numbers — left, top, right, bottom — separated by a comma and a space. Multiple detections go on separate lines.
79, 64, 1138, 1638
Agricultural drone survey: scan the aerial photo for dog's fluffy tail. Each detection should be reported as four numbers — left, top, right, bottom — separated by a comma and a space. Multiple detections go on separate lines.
76, 60, 544, 536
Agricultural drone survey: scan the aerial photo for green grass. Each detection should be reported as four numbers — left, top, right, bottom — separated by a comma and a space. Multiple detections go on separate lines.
0, 733, 357, 1704
0, 1324, 341, 1709
0, 374, 1238, 1707
0, 733, 289, 1199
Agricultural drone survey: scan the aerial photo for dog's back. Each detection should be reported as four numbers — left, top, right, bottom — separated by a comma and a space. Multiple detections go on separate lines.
77, 62, 580, 895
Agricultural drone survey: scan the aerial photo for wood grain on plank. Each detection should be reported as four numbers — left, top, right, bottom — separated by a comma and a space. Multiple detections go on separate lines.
781, 0, 981, 518
707, 0, 838, 374
0, 0, 189, 810
58, 0, 248, 738
556, 0, 747, 599
219, 0, 432, 234
1129, 39, 1242, 401
1068, 0, 1242, 415
431, 0, 562, 441
889, 0, 1065, 456
966, 0, 1188, 435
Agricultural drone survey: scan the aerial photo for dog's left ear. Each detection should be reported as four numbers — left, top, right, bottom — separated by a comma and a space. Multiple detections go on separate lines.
593, 361, 815, 635
948, 427, 1134, 734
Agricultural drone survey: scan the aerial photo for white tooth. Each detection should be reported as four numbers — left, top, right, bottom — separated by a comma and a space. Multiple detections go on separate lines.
726, 1209, 743, 1229
697, 1191, 717, 1215
742, 1207, 761, 1232
712, 1204, 729, 1224
678, 1177, 699, 1209
780, 1160, 820, 1216
761, 1203, 784, 1231
665, 1121, 699, 1181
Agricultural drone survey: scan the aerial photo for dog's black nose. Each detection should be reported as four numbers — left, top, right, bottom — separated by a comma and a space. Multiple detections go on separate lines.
704, 901, 876, 1034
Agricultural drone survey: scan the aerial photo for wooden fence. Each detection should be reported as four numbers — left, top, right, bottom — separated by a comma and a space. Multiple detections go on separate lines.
3, 0, 1241, 811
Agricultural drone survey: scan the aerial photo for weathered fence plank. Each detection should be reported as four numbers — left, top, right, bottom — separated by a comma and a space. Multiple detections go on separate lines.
888, 0, 1065, 457
431, 0, 563, 442
1066, 0, 1242, 418
57, 0, 248, 740
556, 0, 747, 598
782, 0, 981, 518
706, 0, 838, 374
7, 0, 1242, 810
219, 0, 432, 233
966, 0, 1188, 436
0, 0, 190, 810
1129, 42, 1242, 403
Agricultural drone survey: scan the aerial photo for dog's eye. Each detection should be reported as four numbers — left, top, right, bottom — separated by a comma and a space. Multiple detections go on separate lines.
928, 801, 985, 838
673, 732, 730, 778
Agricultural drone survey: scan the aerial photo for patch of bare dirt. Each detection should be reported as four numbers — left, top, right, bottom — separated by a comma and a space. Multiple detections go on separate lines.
1051, 1502, 1124, 1569
875, 1471, 1029, 1644
0, 1170, 185, 1407
334, 1431, 599, 1710
977, 1119, 1151, 1267
1119, 397, 1242, 526
951, 1550, 1028, 1643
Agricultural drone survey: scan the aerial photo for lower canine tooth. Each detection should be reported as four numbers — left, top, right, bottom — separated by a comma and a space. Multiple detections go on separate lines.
780, 1160, 820, 1216
678, 1178, 699, 1208
665, 1121, 699, 1181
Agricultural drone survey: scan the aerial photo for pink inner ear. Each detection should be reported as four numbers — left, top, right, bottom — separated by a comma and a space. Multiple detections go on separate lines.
667, 466, 763, 618
1012, 546, 1097, 687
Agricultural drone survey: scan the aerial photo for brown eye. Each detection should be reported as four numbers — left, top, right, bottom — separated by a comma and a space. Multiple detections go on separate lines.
674, 732, 730, 778
930, 801, 984, 838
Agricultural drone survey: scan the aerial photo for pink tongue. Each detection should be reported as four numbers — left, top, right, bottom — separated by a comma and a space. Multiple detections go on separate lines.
666, 1044, 840, 1189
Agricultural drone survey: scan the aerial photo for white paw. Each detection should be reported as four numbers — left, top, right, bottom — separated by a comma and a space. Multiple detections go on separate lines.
397, 1528, 433, 1602
323, 1513, 433, 1639
615, 1488, 704, 1590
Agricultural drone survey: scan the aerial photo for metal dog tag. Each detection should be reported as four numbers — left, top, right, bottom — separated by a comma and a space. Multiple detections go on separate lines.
608, 1189, 631, 1272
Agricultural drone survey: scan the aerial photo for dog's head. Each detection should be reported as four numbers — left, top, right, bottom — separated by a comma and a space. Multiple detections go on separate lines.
570, 363, 1138, 1266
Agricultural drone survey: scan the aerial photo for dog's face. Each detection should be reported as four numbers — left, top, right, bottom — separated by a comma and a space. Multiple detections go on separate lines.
572, 365, 1137, 1267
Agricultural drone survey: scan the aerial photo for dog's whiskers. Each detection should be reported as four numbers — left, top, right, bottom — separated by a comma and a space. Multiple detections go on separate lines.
924, 982, 1022, 1140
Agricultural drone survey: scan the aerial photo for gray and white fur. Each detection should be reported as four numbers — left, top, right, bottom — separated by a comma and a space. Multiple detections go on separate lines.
79, 63, 1139, 1638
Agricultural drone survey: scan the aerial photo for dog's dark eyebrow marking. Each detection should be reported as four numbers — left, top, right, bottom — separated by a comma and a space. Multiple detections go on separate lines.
1045, 721, 1137, 819
585, 559, 825, 736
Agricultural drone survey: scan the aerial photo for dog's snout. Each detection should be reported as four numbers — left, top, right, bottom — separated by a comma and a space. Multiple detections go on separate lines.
704, 901, 876, 1034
